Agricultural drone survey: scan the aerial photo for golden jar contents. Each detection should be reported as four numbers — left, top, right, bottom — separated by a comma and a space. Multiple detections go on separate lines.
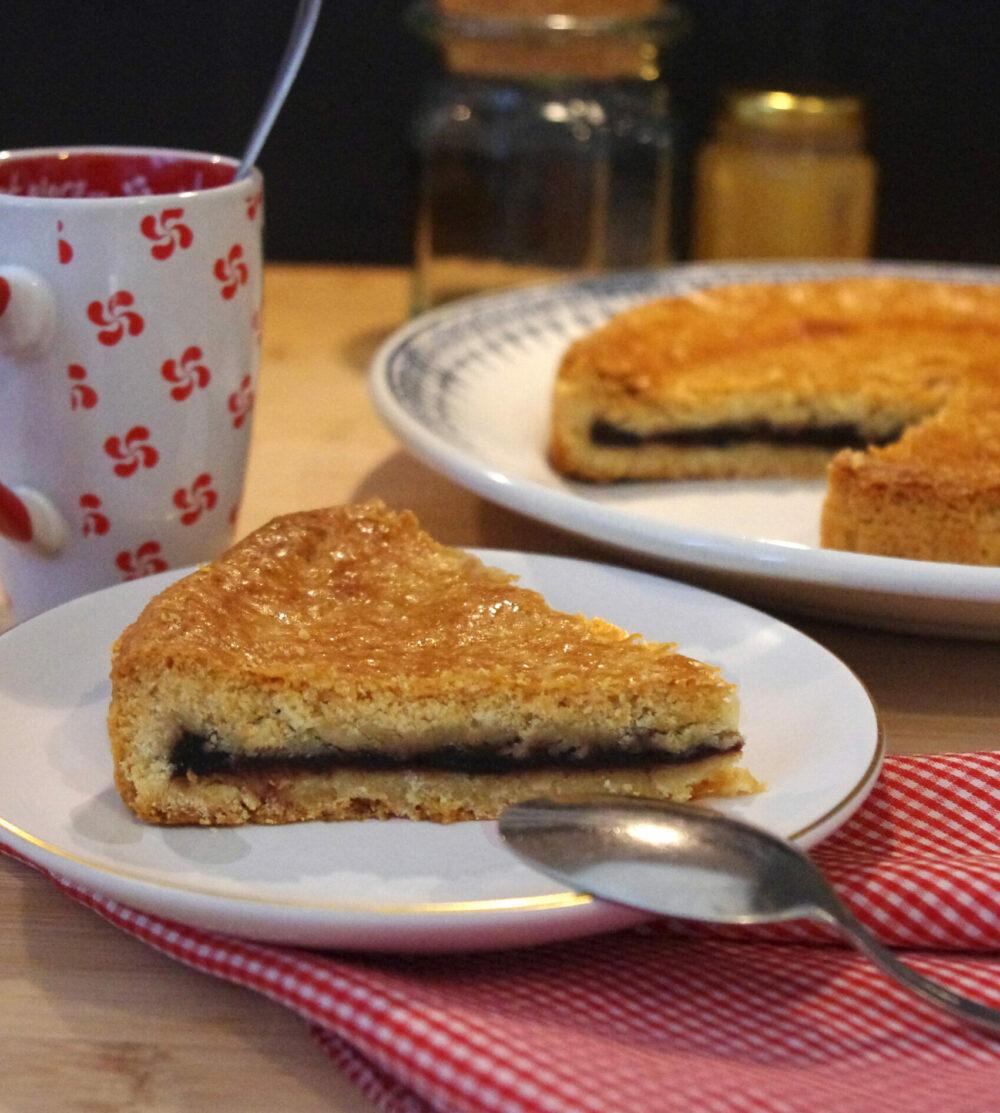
693, 90, 877, 261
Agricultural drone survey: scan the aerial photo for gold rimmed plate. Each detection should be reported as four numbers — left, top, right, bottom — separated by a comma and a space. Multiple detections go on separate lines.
0, 552, 881, 951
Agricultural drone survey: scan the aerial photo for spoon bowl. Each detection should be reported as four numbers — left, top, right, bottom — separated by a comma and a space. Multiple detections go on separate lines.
499, 795, 1000, 1035
500, 795, 837, 926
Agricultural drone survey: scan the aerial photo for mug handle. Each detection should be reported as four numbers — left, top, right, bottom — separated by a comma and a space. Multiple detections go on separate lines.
0, 264, 56, 356
0, 484, 67, 554
0, 265, 66, 553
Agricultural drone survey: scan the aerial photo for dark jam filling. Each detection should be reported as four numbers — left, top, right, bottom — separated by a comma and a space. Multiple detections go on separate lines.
590, 419, 905, 451
170, 730, 743, 778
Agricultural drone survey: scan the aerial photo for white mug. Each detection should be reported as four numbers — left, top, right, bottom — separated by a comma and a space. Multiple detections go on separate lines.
0, 146, 263, 623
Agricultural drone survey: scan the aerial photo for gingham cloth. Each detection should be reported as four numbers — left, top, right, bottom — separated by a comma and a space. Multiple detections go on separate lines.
7, 750, 1000, 1113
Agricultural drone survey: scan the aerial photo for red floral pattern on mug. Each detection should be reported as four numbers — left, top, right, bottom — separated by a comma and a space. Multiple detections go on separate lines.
161, 346, 210, 401
116, 540, 168, 580
0, 150, 262, 620
79, 493, 110, 536
227, 375, 255, 428
140, 208, 194, 260
87, 290, 144, 346
174, 472, 217, 525
214, 244, 248, 299
104, 426, 159, 477
68, 364, 98, 410
57, 220, 73, 263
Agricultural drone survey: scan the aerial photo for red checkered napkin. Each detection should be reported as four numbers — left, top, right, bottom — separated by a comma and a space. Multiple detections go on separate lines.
8, 751, 1000, 1113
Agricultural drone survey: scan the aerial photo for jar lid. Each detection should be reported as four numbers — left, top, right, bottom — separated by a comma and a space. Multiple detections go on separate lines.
437, 1, 666, 14
406, 0, 689, 81
721, 90, 865, 138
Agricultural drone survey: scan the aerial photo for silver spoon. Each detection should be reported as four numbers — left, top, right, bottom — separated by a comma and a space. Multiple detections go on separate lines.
499, 795, 1000, 1035
235, 0, 323, 180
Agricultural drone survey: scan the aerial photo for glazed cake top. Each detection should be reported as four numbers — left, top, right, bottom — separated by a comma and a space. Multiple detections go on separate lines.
556, 277, 1000, 414
111, 501, 736, 716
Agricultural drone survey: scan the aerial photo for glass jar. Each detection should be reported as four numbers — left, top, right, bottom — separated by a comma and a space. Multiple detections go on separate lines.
407, 1, 688, 313
693, 89, 877, 261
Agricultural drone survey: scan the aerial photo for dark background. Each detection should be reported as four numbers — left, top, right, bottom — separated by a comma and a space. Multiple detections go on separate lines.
2, 1, 997, 267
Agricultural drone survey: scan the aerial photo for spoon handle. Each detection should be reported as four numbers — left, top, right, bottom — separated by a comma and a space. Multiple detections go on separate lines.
821, 899, 1000, 1036
236, 0, 323, 180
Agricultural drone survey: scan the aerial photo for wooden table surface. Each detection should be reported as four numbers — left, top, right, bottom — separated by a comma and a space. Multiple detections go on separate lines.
4, 264, 1000, 1112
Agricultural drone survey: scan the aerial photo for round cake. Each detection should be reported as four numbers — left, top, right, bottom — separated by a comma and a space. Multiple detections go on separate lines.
548, 276, 1000, 564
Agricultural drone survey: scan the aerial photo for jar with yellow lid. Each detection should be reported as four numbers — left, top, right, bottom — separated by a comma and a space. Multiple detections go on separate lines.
407, 1, 688, 313
693, 89, 877, 260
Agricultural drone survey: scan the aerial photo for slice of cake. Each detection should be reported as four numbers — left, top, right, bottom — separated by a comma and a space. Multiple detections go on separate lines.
548, 276, 1000, 563
108, 500, 757, 825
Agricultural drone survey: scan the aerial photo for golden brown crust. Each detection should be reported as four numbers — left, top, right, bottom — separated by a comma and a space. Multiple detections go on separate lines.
549, 277, 1000, 563
109, 500, 756, 825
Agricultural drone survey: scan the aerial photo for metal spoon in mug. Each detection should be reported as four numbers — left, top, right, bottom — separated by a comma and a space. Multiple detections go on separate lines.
498, 795, 1000, 1035
235, 0, 323, 180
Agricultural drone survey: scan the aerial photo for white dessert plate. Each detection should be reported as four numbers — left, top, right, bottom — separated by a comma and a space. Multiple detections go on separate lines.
370, 260, 1000, 639
0, 553, 881, 952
